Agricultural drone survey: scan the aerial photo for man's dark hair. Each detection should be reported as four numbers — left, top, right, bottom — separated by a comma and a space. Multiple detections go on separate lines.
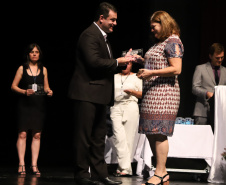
94, 2, 117, 22
209, 43, 224, 55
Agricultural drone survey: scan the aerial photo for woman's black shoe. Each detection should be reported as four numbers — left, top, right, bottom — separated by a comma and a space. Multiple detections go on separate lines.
30, 166, 41, 175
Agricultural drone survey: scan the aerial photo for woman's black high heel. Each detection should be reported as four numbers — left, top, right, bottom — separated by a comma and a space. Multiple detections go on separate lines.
18, 165, 26, 175
144, 174, 169, 185
30, 165, 41, 175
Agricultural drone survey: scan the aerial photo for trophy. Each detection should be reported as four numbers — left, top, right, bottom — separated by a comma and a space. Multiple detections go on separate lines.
121, 48, 143, 57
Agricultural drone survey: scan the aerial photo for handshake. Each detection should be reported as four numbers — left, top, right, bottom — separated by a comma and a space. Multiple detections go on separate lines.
117, 48, 144, 66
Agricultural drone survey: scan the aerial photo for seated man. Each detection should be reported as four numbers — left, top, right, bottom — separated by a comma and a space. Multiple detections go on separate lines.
192, 43, 226, 132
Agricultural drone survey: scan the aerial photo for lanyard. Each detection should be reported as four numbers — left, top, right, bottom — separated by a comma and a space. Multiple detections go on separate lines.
28, 66, 39, 84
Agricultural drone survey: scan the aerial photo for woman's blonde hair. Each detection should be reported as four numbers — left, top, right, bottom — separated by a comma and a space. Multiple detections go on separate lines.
150, 11, 180, 42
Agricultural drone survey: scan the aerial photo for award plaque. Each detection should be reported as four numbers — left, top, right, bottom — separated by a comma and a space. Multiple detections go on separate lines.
122, 48, 143, 57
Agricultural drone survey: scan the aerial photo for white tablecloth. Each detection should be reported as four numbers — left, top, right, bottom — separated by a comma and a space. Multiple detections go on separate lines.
105, 124, 214, 176
208, 86, 226, 183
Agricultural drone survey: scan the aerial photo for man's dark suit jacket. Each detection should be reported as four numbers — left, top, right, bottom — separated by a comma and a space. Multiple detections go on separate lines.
68, 23, 121, 105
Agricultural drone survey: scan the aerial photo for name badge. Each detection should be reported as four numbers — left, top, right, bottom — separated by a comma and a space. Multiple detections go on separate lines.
32, 84, 37, 92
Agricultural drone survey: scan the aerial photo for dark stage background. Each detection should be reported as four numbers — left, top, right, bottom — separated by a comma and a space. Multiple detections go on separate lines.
2, 0, 226, 167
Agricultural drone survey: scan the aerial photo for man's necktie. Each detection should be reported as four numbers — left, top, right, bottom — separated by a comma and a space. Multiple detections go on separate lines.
214, 66, 219, 85
104, 35, 111, 58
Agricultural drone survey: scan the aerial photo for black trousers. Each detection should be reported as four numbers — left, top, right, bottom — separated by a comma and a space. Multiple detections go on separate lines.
72, 100, 108, 180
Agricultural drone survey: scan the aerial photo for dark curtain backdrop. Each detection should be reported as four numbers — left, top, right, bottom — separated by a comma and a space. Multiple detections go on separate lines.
2, 0, 226, 166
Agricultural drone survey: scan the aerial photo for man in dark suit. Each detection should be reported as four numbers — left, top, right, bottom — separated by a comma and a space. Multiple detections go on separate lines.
68, 2, 135, 185
192, 43, 226, 131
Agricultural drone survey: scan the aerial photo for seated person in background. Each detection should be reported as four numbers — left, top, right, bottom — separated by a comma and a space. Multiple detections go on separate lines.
110, 61, 142, 177
192, 43, 226, 131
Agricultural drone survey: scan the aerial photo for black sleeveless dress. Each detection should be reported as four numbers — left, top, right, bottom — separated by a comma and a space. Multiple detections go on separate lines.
17, 64, 46, 132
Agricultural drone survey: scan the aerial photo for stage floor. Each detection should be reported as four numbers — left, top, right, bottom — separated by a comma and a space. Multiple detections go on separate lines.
0, 166, 225, 185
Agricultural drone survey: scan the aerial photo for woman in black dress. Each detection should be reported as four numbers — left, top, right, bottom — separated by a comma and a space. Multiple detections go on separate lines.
11, 43, 53, 175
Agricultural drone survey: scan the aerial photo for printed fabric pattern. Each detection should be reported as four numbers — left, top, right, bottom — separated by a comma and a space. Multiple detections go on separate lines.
139, 34, 184, 136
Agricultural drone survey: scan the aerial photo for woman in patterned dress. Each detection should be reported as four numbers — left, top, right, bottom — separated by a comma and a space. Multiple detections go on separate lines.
136, 11, 184, 185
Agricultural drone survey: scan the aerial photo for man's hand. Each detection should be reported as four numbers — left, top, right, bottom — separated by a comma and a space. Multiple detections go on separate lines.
117, 56, 135, 66
117, 48, 135, 66
206, 91, 214, 99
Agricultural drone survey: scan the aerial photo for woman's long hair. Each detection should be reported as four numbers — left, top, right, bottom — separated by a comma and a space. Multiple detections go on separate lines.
24, 43, 43, 69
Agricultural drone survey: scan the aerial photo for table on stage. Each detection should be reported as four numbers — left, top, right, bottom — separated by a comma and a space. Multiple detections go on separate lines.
105, 124, 214, 175
208, 86, 226, 183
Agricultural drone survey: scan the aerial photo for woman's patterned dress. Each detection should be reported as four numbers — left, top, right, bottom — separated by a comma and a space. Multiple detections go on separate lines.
139, 34, 184, 136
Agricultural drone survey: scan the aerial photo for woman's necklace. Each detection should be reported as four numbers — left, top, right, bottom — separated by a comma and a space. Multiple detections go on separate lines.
28, 64, 39, 92
121, 72, 130, 88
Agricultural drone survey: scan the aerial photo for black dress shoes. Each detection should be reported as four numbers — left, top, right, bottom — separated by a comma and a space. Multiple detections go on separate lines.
101, 177, 122, 185
75, 178, 94, 185
75, 177, 122, 185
